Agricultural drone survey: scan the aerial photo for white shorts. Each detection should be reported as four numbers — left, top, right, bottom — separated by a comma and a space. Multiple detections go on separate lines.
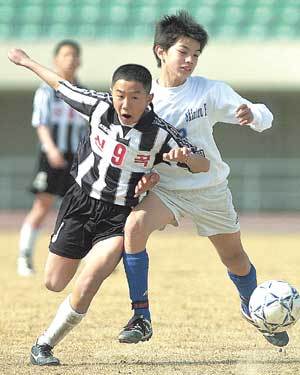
152, 181, 240, 237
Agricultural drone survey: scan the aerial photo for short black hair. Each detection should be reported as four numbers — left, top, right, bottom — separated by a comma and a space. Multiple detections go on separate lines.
54, 39, 81, 57
153, 10, 208, 67
112, 64, 152, 93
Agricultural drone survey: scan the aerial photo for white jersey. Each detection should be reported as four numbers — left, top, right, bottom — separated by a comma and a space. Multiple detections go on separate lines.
152, 76, 273, 190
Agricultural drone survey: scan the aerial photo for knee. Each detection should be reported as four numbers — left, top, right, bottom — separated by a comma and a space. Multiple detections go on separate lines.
125, 211, 146, 238
44, 274, 66, 292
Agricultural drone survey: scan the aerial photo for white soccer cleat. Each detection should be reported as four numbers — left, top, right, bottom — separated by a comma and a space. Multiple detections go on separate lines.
17, 256, 34, 276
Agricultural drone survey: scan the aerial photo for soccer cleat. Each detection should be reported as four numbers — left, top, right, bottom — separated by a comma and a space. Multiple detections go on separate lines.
241, 304, 289, 347
118, 315, 152, 344
17, 256, 34, 276
30, 344, 60, 366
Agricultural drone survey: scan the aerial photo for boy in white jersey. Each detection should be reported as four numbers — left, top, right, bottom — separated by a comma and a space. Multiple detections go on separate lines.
118, 11, 288, 348
8, 48, 209, 366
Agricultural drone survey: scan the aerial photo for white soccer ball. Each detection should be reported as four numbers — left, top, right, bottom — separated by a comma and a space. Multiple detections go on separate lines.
249, 280, 300, 333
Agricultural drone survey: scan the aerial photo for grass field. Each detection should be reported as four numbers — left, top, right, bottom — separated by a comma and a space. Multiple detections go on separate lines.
1, 226, 300, 375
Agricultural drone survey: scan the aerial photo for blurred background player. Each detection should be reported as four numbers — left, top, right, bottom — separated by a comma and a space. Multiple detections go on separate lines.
17, 40, 88, 276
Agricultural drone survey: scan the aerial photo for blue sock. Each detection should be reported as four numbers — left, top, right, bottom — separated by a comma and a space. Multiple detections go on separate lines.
228, 264, 257, 313
123, 249, 151, 321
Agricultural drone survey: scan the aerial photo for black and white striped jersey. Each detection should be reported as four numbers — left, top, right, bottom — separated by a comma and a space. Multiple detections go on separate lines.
32, 82, 88, 154
57, 81, 204, 207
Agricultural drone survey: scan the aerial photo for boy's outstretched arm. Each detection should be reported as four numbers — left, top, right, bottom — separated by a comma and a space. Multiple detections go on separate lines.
8, 48, 63, 90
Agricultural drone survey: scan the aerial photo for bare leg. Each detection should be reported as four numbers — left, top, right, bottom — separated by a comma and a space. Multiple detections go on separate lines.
24, 192, 55, 228
71, 236, 124, 313
44, 252, 80, 292
209, 231, 256, 313
209, 231, 290, 347
124, 191, 175, 253
18, 193, 55, 276
36, 237, 124, 350
120, 192, 175, 342
209, 231, 250, 275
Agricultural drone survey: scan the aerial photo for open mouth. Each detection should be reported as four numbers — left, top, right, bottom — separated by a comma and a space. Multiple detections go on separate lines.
119, 113, 134, 125
121, 114, 131, 119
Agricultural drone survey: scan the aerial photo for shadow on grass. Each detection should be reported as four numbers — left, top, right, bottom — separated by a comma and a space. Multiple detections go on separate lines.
72, 358, 300, 367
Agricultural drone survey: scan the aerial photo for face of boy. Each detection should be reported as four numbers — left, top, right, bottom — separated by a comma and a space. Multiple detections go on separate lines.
158, 36, 201, 85
112, 80, 153, 126
54, 45, 80, 76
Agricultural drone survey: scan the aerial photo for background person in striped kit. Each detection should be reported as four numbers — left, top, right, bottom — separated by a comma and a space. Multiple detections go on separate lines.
17, 40, 88, 277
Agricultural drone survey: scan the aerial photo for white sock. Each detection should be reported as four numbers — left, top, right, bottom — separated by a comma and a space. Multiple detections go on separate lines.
37, 295, 86, 348
19, 223, 39, 258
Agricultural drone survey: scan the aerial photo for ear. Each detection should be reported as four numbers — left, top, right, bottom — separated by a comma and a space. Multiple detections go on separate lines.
154, 45, 165, 63
147, 93, 154, 104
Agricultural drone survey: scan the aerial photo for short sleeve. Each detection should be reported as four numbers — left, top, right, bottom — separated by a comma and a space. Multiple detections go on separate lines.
31, 85, 53, 127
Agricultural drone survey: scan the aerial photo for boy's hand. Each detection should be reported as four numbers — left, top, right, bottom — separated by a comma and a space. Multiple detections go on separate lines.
235, 104, 254, 125
163, 146, 191, 163
134, 172, 160, 197
47, 148, 67, 169
8, 48, 30, 66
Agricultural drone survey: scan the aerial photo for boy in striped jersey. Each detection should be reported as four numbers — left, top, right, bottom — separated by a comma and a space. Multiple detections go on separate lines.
18, 40, 88, 277
8, 48, 209, 366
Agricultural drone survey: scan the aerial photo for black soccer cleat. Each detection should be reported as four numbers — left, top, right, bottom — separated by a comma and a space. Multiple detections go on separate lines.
118, 315, 152, 344
30, 344, 60, 366
241, 305, 289, 347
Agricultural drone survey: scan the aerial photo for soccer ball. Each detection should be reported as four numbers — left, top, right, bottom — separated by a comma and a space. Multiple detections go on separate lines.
249, 280, 300, 333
